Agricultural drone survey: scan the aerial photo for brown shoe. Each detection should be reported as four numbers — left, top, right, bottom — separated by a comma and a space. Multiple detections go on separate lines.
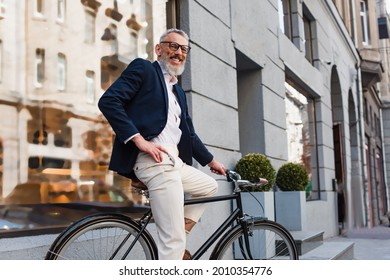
184, 218, 196, 234
182, 249, 191, 260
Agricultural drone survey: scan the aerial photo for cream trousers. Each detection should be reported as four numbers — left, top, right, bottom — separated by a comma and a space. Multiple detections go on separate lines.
133, 145, 218, 260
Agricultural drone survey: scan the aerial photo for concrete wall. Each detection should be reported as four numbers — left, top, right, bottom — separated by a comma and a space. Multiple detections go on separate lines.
180, 0, 360, 239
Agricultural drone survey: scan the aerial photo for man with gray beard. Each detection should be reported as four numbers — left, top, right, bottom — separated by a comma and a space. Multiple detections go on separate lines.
98, 29, 226, 260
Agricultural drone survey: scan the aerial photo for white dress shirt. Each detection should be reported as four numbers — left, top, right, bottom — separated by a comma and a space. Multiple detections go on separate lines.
124, 62, 182, 146
150, 63, 182, 146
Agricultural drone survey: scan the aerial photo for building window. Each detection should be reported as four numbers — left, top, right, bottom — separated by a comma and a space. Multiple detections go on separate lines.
0, 40, 3, 83
302, 4, 317, 65
376, 116, 381, 137
57, 53, 66, 91
34, 0, 45, 17
279, 0, 292, 40
369, 105, 372, 127
27, 106, 72, 148
0, 0, 6, 19
101, 23, 118, 55
57, 0, 66, 22
86, 70, 95, 103
303, 14, 313, 63
285, 81, 319, 200
129, 31, 138, 60
100, 58, 126, 91
363, 97, 368, 124
360, 0, 370, 45
0, 139, 3, 198
84, 10, 96, 44
35, 48, 45, 87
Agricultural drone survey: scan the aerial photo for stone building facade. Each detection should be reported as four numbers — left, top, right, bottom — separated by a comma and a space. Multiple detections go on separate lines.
332, 0, 390, 228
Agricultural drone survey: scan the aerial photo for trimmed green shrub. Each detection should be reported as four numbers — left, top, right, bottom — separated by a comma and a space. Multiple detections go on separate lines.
276, 162, 309, 191
234, 153, 276, 192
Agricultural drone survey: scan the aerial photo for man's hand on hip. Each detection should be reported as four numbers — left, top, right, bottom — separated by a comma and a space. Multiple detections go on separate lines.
132, 134, 168, 163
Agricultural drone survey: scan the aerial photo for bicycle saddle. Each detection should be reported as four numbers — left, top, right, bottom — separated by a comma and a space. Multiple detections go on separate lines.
131, 178, 148, 191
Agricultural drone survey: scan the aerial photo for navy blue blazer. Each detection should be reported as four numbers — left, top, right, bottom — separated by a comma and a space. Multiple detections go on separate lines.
98, 58, 213, 178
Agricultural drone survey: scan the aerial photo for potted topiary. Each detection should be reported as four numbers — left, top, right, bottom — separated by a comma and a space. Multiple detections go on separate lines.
234, 153, 276, 220
274, 162, 309, 231
235, 153, 276, 192
275, 162, 309, 191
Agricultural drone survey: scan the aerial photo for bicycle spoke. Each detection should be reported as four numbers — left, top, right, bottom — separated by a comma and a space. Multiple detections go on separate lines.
214, 220, 298, 260
46, 215, 157, 260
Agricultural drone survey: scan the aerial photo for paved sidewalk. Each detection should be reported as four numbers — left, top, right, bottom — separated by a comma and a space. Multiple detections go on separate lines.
329, 224, 390, 260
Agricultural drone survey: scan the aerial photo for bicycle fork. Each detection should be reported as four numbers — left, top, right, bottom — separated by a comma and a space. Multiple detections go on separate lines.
109, 211, 153, 260
235, 193, 256, 260
237, 217, 256, 259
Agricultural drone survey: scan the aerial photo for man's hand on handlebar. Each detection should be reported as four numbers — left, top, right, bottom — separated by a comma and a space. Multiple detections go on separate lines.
208, 159, 226, 176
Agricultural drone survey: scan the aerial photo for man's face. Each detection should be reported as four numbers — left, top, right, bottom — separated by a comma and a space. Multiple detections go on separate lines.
155, 32, 189, 76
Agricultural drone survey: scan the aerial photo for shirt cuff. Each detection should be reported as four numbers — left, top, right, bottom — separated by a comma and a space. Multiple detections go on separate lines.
124, 133, 140, 144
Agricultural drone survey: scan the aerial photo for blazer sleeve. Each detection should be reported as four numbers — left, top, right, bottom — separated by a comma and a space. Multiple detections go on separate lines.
98, 58, 146, 143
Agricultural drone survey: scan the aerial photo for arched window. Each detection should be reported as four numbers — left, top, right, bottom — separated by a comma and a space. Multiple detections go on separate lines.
86, 70, 95, 103
35, 48, 45, 87
57, 0, 66, 22
34, 0, 45, 17
57, 53, 66, 91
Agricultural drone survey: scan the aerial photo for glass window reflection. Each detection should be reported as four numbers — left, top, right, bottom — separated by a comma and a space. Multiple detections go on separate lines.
0, 0, 173, 233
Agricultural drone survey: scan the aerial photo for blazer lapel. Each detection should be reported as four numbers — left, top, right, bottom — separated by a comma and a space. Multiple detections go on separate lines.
172, 84, 186, 112
153, 61, 169, 114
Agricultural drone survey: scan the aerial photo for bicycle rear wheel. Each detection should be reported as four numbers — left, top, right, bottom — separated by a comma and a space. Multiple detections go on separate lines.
45, 213, 157, 260
212, 219, 298, 260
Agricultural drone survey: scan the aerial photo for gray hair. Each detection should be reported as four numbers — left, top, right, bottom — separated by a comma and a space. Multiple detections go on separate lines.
159, 28, 189, 42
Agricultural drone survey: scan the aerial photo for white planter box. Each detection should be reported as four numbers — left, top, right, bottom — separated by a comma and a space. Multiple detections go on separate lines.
233, 191, 275, 259
239, 191, 274, 220
275, 191, 306, 231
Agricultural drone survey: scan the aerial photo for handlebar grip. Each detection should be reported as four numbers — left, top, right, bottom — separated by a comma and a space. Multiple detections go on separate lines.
255, 177, 269, 185
225, 169, 232, 182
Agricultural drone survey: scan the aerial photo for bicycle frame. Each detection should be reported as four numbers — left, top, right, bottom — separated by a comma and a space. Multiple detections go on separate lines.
134, 190, 257, 260
45, 170, 299, 260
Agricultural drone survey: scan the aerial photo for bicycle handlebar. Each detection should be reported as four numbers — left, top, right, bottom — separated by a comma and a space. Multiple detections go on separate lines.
225, 169, 269, 192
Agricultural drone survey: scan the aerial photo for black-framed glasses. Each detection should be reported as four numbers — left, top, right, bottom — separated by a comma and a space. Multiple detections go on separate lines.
160, 41, 191, 54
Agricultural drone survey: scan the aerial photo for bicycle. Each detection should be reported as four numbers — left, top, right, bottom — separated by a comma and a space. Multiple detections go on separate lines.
45, 170, 299, 260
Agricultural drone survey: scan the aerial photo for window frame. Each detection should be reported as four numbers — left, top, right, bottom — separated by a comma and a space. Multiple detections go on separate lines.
84, 10, 96, 44
57, 0, 66, 23
284, 80, 320, 200
360, 0, 370, 45
35, 48, 45, 88
57, 53, 66, 91
0, 0, 6, 19
34, 0, 45, 18
86, 70, 95, 103
0, 40, 3, 84
279, 0, 293, 40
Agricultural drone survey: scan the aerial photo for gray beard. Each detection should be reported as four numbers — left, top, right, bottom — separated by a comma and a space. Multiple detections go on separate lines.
161, 57, 185, 76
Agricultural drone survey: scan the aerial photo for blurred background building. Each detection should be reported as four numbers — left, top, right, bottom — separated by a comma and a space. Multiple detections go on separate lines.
0, 0, 389, 252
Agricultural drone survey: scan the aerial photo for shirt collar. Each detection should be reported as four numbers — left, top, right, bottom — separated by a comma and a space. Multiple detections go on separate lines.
157, 61, 178, 84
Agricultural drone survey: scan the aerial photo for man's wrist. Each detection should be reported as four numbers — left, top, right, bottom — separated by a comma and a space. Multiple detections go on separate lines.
124, 133, 140, 144
208, 159, 216, 167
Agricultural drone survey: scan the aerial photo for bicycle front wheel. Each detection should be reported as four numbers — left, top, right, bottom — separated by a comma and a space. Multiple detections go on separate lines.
45, 213, 157, 260
212, 219, 298, 260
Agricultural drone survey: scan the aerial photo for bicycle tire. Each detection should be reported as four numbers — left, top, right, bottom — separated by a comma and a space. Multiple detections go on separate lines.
211, 219, 298, 260
45, 213, 158, 260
